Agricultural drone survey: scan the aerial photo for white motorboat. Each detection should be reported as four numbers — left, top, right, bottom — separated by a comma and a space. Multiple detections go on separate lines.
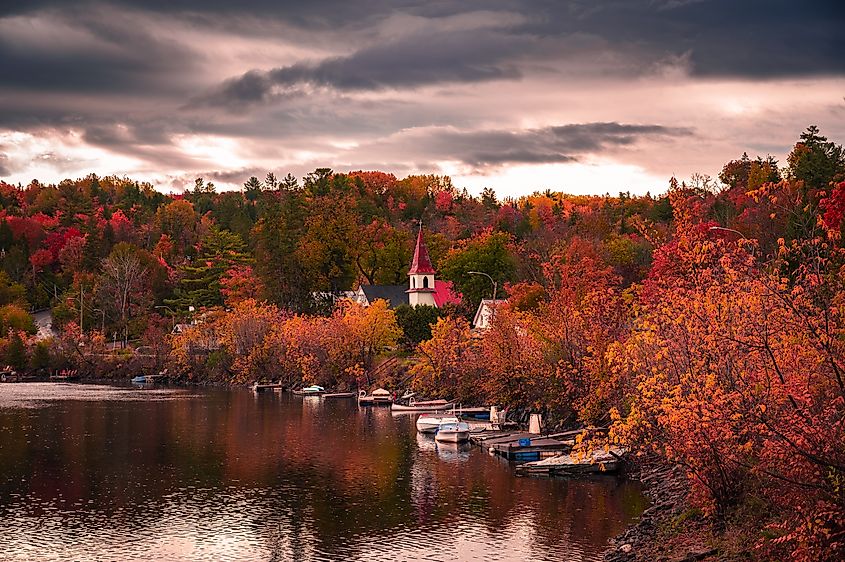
434, 421, 471, 443
416, 413, 459, 434
292, 385, 325, 396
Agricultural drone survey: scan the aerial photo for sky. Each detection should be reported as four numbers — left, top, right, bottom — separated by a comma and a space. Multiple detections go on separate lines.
0, 0, 843, 197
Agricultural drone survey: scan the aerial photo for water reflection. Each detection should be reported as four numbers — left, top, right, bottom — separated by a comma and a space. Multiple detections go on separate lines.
0, 384, 646, 561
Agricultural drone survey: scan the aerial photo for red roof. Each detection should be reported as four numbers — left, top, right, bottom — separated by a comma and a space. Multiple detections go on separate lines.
434, 280, 462, 307
408, 226, 436, 275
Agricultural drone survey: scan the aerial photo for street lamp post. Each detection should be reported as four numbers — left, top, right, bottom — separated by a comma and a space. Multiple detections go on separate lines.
155, 305, 176, 331
467, 271, 498, 302
468, 271, 499, 327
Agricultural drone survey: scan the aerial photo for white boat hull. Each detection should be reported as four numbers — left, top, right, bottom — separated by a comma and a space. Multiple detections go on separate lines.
416, 415, 459, 433
435, 430, 470, 443
434, 421, 471, 443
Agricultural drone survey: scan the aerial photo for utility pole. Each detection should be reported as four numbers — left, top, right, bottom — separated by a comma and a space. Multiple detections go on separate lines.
79, 286, 84, 337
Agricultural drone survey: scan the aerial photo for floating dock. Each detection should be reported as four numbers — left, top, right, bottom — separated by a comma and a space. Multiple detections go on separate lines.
468, 428, 581, 462
514, 447, 626, 476
252, 382, 285, 392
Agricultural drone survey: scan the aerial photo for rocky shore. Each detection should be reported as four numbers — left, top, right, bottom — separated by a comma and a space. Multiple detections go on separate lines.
605, 462, 719, 562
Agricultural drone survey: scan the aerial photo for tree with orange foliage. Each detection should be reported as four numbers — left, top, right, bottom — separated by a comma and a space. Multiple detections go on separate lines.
477, 308, 551, 414
537, 238, 629, 425
219, 265, 265, 306
610, 189, 845, 561
411, 316, 481, 402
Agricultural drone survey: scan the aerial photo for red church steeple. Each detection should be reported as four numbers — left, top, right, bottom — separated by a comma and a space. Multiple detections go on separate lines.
408, 225, 436, 275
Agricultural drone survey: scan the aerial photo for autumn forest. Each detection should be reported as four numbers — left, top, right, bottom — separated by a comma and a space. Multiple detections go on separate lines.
0, 126, 844, 559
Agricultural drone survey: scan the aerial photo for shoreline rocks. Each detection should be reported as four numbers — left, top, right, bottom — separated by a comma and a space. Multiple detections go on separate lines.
604, 462, 715, 562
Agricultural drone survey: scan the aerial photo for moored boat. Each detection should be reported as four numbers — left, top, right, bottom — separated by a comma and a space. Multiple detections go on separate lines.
434, 421, 471, 443
293, 385, 325, 396
392, 398, 454, 412
0, 369, 36, 383
322, 391, 357, 398
131, 375, 149, 384
416, 413, 459, 433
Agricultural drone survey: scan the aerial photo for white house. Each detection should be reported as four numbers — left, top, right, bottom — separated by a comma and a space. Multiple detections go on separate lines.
472, 299, 508, 331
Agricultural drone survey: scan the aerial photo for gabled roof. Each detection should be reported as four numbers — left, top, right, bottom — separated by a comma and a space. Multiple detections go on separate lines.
408, 226, 436, 275
359, 285, 410, 308
472, 298, 509, 328
433, 280, 462, 307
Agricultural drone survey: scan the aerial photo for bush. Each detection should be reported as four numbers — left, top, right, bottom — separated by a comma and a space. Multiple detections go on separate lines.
394, 304, 440, 348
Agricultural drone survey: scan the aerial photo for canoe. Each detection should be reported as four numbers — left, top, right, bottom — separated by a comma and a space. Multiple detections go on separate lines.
322, 392, 357, 398
416, 414, 459, 433
392, 401, 454, 413
434, 421, 471, 443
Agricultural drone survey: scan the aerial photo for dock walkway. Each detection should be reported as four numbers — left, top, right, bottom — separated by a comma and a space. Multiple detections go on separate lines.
514, 447, 626, 476
468, 427, 581, 461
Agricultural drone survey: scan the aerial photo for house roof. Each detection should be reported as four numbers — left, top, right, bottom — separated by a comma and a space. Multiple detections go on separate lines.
433, 280, 462, 307
472, 298, 509, 328
408, 226, 436, 275
359, 285, 409, 308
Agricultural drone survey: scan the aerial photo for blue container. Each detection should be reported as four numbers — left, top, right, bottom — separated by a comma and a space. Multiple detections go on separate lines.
518, 438, 531, 447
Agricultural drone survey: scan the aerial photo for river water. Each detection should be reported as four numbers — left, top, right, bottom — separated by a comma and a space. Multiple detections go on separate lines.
0, 383, 646, 561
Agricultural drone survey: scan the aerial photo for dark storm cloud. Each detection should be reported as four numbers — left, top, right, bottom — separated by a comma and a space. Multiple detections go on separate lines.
0, 0, 841, 191
193, 0, 845, 108
201, 29, 528, 107
361, 122, 694, 168
3, 0, 842, 104
563, 0, 845, 78
0, 9, 198, 96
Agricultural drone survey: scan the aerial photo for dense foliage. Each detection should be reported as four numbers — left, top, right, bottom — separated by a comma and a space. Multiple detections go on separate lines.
1, 126, 844, 559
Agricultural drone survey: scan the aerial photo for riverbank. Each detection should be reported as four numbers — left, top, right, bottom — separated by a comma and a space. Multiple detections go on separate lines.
604, 462, 710, 562
600, 456, 791, 562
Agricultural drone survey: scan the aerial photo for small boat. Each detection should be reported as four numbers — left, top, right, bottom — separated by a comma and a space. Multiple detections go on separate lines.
292, 385, 325, 396
434, 421, 471, 443
392, 398, 454, 412
0, 369, 34, 383
416, 413, 459, 433
322, 391, 357, 399
131, 375, 149, 384
358, 388, 393, 406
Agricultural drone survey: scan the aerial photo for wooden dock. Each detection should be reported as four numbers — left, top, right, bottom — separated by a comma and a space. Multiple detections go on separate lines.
468, 427, 580, 462
514, 447, 626, 476
252, 382, 285, 392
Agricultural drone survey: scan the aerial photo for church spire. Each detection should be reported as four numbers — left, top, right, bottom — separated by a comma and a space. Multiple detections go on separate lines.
408, 224, 436, 275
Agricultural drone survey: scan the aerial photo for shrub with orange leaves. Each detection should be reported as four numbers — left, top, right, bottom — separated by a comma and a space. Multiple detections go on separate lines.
411, 316, 482, 402
610, 205, 845, 560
